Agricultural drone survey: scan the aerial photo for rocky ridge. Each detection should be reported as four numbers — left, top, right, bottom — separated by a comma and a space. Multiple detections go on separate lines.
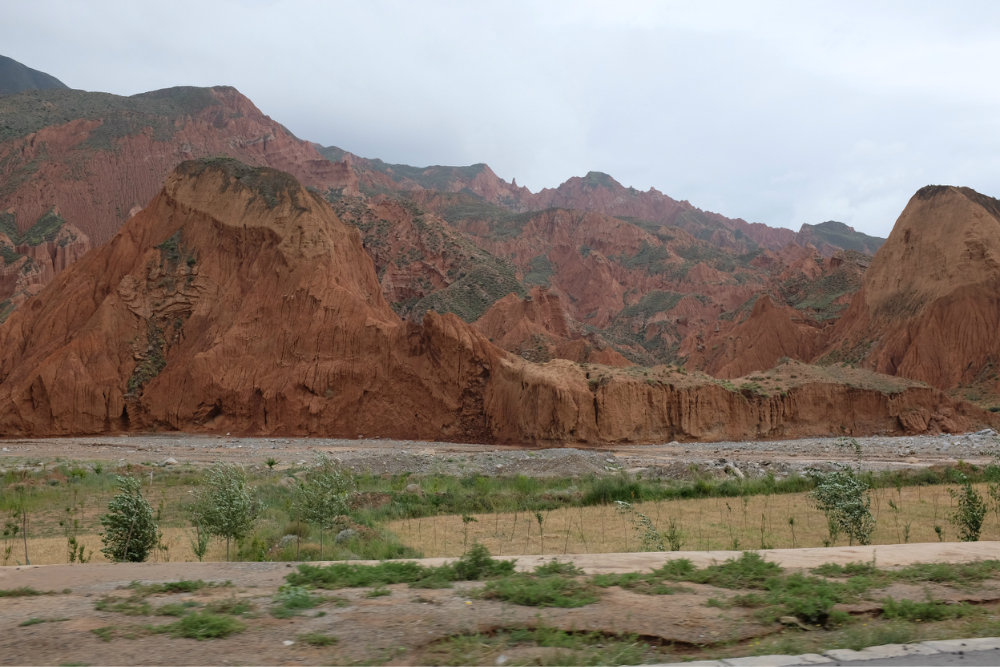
0, 160, 990, 442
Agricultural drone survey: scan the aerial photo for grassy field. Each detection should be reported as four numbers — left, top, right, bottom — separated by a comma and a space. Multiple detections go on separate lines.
387, 483, 1000, 557
2, 457, 999, 565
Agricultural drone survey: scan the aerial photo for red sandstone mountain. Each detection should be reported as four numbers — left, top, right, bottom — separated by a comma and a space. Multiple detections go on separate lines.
472, 287, 633, 367
0, 86, 357, 308
0, 78, 883, 349
0, 87, 356, 246
0, 160, 982, 441
822, 186, 1000, 392
694, 295, 831, 379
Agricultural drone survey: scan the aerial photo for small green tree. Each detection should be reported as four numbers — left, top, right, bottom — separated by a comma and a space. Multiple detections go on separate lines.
188, 522, 210, 562
292, 455, 354, 559
810, 466, 875, 546
190, 463, 261, 561
949, 474, 987, 542
99, 476, 158, 562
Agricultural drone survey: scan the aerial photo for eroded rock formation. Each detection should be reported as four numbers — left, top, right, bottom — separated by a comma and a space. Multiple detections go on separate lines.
0, 162, 988, 441
823, 186, 1000, 391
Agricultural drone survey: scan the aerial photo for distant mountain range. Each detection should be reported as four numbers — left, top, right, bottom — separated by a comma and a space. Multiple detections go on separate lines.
18, 58, 983, 403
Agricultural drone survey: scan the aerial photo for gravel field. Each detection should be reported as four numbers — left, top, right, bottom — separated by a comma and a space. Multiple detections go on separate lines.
2, 430, 997, 479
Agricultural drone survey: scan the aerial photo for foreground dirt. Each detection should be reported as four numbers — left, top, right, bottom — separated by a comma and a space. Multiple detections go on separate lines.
1, 543, 999, 666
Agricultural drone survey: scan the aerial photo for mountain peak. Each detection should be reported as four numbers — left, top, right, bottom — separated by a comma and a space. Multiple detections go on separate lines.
0, 55, 68, 96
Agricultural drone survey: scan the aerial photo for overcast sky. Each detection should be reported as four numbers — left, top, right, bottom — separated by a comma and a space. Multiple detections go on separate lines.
4, 0, 1000, 237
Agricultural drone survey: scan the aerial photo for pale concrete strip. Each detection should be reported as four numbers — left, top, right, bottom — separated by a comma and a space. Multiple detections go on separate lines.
922, 638, 1000, 652
722, 653, 833, 665
825, 643, 941, 661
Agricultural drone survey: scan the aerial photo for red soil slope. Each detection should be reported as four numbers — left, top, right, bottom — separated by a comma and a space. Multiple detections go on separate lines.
823, 186, 1000, 391
473, 287, 633, 367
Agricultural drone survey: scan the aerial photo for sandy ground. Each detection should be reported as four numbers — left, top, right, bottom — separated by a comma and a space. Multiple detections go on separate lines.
1, 543, 999, 666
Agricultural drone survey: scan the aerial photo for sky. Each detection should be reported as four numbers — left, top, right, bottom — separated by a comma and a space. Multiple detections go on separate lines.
4, 0, 1000, 237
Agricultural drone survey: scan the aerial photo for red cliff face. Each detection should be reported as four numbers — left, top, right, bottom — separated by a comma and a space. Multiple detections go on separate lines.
0, 161, 983, 441
472, 286, 633, 367
696, 295, 831, 379
822, 186, 1000, 391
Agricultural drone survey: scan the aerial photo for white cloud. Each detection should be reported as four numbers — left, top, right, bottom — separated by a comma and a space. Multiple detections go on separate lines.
2, 0, 999, 236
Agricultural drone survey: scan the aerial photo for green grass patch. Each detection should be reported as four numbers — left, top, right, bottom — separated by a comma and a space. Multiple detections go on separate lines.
881, 597, 977, 622
156, 611, 246, 640
19, 617, 68, 626
91, 626, 115, 642
286, 543, 515, 590
591, 571, 689, 596
298, 631, 339, 646
156, 601, 201, 617
127, 579, 231, 595
271, 585, 323, 618
95, 594, 152, 616
204, 597, 253, 616
427, 625, 650, 666
0, 587, 50, 597
477, 572, 599, 608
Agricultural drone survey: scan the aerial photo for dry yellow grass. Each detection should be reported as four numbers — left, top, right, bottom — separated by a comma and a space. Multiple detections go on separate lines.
386, 483, 1000, 557
7, 482, 998, 565
2, 526, 234, 566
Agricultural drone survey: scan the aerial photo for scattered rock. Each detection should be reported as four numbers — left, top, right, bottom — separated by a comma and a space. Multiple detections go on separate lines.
404, 483, 422, 495
334, 528, 358, 544
163, 457, 178, 466
278, 476, 297, 488
724, 463, 745, 479
779, 615, 812, 631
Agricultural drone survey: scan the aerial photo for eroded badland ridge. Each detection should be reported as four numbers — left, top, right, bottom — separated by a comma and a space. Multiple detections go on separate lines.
1, 62, 998, 439
0, 159, 993, 441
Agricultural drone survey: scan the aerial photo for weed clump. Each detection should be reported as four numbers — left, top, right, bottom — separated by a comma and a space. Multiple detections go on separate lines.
881, 597, 977, 622
157, 611, 246, 640
0, 587, 49, 597
478, 573, 598, 608
271, 585, 324, 618
298, 632, 339, 646
286, 543, 514, 590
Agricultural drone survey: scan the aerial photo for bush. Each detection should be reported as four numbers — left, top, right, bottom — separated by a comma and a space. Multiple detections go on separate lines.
99, 476, 159, 562
189, 463, 261, 561
810, 467, 875, 546
949, 474, 987, 542
451, 543, 516, 580
292, 454, 355, 558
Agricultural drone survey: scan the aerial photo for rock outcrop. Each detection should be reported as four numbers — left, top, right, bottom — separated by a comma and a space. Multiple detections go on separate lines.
823, 186, 1000, 391
697, 295, 831, 379
0, 161, 990, 441
473, 287, 633, 367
